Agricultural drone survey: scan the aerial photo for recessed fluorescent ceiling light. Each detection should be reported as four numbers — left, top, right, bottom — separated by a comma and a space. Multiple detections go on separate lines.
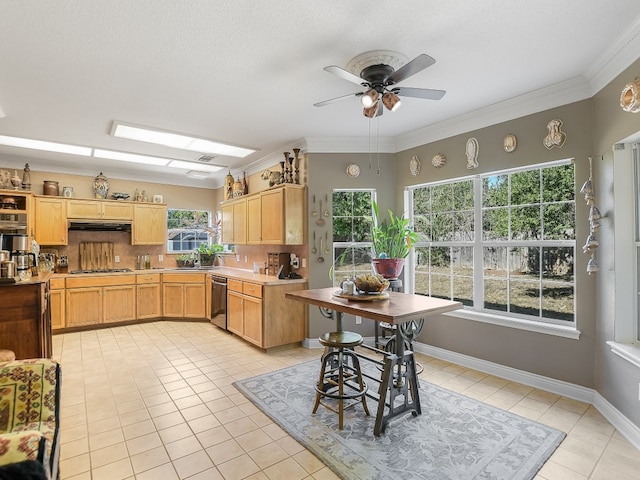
93, 149, 171, 166
186, 170, 210, 179
167, 160, 224, 172
0, 135, 91, 156
112, 122, 255, 158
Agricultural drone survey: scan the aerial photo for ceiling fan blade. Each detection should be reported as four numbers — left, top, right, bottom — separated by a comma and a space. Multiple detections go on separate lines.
388, 54, 436, 84
395, 86, 446, 101
324, 65, 366, 86
313, 92, 362, 107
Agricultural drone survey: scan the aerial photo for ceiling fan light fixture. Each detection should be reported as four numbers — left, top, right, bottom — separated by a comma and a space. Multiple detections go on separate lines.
363, 102, 379, 118
382, 92, 401, 112
361, 88, 379, 108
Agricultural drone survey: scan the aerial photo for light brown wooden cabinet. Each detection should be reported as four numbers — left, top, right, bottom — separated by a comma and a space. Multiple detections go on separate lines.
136, 273, 162, 319
34, 197, 68, 245
133, 204, 167, 245
0, 189, 33, 239
65, 275, 136, 327
162, 272, 206, 318
226, 278, 306, 348
67, 199, 133, 220
221, 198, 247, 244
227, 279, 263, 347
49, 277, 66, 330
221, 185, 305, 246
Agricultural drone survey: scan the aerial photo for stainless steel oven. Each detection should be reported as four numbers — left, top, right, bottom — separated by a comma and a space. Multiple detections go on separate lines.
211, 275, 228, 330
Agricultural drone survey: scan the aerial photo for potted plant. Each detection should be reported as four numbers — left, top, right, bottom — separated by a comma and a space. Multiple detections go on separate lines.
370, 201, 419, 279
197, 243, 223, 267
176, 254, 195, 269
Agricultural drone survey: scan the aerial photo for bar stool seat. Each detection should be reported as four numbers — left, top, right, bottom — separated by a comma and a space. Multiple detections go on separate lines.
313, 331, 370, 429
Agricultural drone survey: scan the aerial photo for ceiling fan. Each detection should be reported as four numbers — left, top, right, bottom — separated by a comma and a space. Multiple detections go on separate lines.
314, 50, 446, 117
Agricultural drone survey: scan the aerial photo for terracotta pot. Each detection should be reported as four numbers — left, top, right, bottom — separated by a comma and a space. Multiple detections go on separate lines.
371, 258, 405, 280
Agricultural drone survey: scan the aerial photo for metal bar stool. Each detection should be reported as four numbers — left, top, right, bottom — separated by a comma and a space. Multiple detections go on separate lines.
314, 309, 370, 429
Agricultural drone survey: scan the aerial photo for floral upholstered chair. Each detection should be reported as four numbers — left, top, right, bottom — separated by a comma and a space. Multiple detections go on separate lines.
0, 359, 60, 480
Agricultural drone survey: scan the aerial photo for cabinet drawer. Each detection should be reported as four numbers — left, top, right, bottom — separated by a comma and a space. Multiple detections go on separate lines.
49, 277, 65, 289
243, 282, 262, 298
66, 275, 136, 288
228, 279, 243, 293
162, 273, 205, 283
137, 273, 161, 284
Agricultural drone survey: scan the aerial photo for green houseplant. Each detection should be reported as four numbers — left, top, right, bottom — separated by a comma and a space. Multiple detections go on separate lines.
197, 243, 223, 267
370, 201, 419, 279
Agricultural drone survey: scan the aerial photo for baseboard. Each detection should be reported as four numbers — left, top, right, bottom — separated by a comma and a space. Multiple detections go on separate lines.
413, 341, 640, 450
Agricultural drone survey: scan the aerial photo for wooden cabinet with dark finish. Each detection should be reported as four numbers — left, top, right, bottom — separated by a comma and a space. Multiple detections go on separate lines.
0, 278, 52, 360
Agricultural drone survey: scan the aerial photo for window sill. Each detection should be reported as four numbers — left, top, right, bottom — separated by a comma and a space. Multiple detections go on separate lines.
607, 341, 640, 370
444, 309, 581, 339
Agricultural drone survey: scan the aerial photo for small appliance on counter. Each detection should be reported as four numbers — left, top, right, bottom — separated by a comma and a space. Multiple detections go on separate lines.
11, 234, 36, 281
267, 252, 290, 277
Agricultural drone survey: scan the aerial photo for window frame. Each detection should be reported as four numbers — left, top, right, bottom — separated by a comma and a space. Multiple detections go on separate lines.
166, 208, 214, 254
331, 188, 376, 287
406, 159, 580, 339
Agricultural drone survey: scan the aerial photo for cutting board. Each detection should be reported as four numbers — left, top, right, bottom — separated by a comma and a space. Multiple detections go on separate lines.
79, 242, 114, 270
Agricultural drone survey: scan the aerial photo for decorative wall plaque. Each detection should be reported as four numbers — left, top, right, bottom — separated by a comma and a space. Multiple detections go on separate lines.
409, 155, 421, 176
465, 138, 479, 169
431, 153, 446, 168
543, 119, 566, 149
503, 134, 517, 153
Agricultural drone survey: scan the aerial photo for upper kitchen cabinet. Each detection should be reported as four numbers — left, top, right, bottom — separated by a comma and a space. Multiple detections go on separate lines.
0, 189, 33, 239
34, 196, 67, 245
221, 197, 247, 245
67, 199, 133, 220
261, 185, 305, 245
221, 185, 305, 246
132, 203, 167, 245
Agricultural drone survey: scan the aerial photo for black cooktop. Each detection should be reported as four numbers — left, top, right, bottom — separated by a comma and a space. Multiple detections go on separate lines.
70, 268, 133, 274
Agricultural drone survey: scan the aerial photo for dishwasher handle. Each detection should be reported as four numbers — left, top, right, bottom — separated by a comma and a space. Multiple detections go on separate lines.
211, 276, 227, 286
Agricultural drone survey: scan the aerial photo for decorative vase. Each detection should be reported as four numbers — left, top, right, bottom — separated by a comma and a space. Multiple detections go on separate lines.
93, 172, 109, 199
372, 258, 405, 280
243, 172, 248, 195
10, 170, 21, 190
43, 180, 59, 196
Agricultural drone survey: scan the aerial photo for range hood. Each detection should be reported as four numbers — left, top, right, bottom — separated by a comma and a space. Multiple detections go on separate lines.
68, 220, 132, 232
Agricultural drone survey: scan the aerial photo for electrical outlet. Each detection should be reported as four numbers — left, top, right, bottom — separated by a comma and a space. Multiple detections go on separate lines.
355, 316, 362, 325
244, 255, 248, 263
114, 255, 120, 263
236, 254, 240, 262
302, 258, 306, 268
158, 254, 163, 262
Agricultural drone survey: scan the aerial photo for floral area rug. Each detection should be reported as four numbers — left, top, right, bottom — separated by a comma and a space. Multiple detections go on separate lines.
234, 360, 565, 480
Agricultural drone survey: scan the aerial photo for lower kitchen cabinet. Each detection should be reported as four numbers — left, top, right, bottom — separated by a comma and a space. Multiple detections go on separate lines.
227, 279, 307, 348
49, 277, 66, 330
162, 273, 206, 318
137, 273, 162, 319
66, 275, 136, 327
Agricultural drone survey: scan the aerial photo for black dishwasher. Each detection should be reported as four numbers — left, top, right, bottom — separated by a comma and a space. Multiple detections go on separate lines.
211, 275, 228, 330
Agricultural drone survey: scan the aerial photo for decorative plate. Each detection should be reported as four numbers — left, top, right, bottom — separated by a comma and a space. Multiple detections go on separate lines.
431, 153, 446, 168
409, 155, 421, 176
111, 192, 130, 201
503, 134, 517, 152
346, 164, 360, 178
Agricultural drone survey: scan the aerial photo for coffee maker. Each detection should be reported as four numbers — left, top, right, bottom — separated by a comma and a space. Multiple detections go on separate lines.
11, 234, 36, 281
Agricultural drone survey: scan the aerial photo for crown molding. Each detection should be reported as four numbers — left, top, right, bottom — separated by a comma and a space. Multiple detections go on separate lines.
304, 136, 396, 153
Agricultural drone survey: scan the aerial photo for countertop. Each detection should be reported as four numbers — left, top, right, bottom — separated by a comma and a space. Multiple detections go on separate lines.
47, 267, 306, 286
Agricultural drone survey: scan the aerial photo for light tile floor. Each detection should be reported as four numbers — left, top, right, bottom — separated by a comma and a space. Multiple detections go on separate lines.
52, 321, 640, 480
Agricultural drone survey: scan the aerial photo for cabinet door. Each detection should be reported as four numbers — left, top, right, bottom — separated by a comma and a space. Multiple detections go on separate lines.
66, 288, 102, 326
246, 196, 262, 244
137, 283, 161, 319
184, 284, 205, 318
261, 189, 284, 244
227, 290, 244, 336
133, 204, 167, 245
35, 197, 68, 245
232, 199, 247, 245
162, 284, 184, 317
103, 285, 136, 323
221, 203, 234, 244
243, 295, 263, 346
50, 288, 65, 330
67, 200, 102, 219
102, 202, 133, 220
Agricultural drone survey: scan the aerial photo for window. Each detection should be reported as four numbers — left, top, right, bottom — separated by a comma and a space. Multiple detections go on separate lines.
167, 209, 215, 253
331, 189, 375, 287
409, 159, 575, 327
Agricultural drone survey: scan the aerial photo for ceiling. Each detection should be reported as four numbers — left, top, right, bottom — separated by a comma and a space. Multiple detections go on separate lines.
1, 1, 640, 189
